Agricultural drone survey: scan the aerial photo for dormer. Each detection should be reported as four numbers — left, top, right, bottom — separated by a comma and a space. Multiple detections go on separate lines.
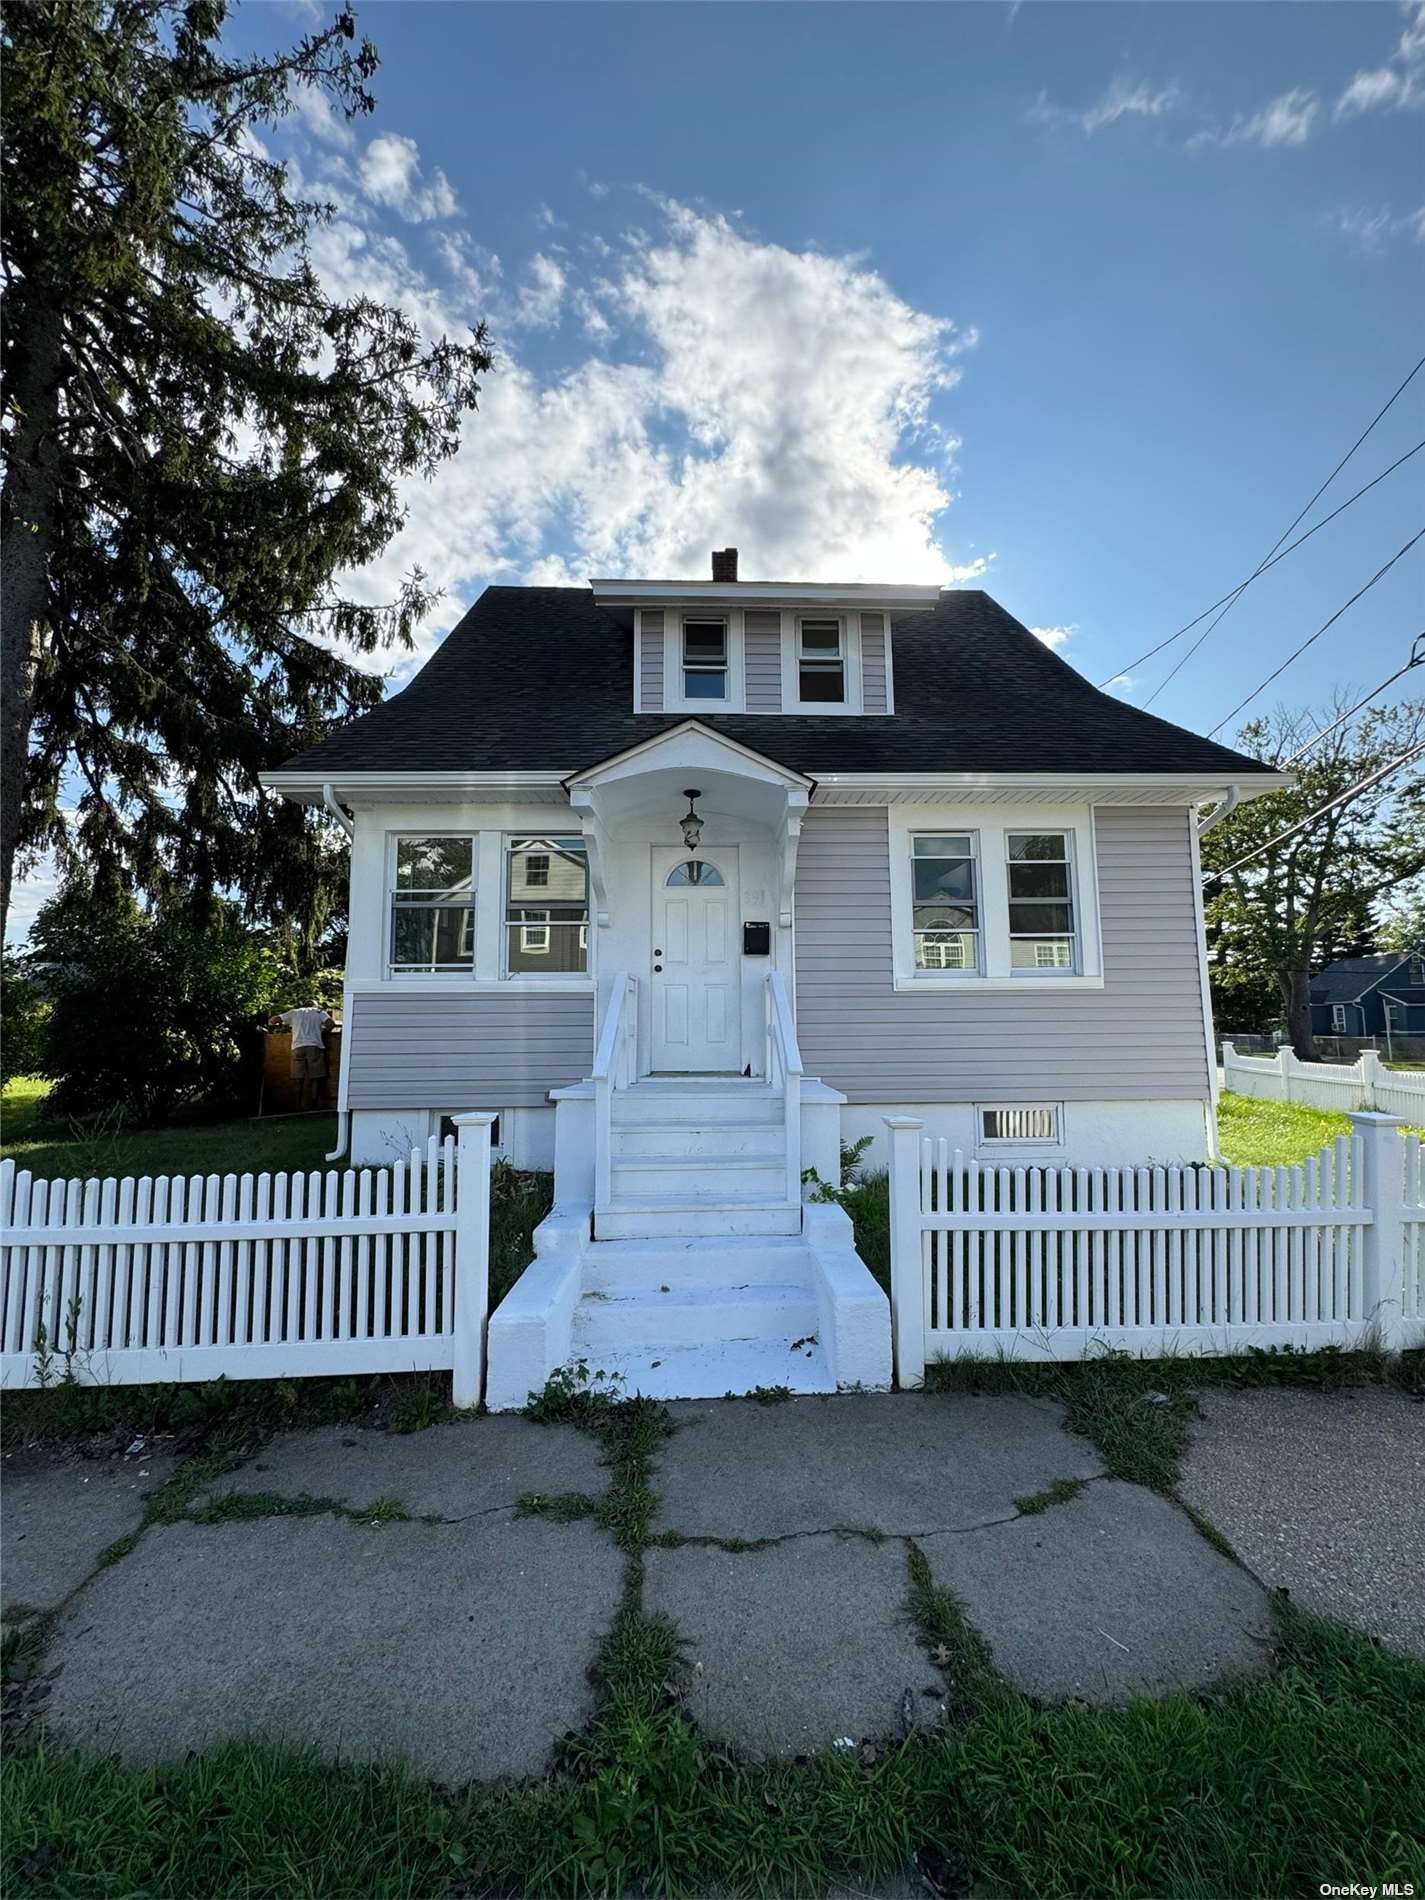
591, 550, 941, 717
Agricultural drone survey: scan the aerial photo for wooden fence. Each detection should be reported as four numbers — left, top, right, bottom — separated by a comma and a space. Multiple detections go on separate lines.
886, 1112, 1424, 1385
1224, 1042, 1425, 1122
0, 1115, 496, 1404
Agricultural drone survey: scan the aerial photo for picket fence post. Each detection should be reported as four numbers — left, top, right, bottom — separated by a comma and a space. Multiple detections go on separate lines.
1349, 1111, 1406, 1350
885, 1116, 926, 1390
451, 1113, 497, 1408
1357, 1047, 1383, 1110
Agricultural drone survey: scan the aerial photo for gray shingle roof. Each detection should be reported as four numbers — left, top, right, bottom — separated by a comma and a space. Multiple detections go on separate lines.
1310, 953, 1417, 1004
279, 586, 1280, 780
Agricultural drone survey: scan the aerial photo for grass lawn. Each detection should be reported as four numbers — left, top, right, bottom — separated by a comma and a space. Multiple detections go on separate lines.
1218, 1089, 1424, 1163
2, 1076, 340, 1181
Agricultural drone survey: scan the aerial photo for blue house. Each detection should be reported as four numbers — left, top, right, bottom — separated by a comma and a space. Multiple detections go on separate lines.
1310, 946, 1425, 1041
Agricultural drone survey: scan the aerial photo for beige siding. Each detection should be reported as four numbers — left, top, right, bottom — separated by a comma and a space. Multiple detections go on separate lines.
794, 805, 1210, 1102
860, 614, 888, 713
344, 992, 594, 1108
744, 610, 783, 712
639, 612, 664, 711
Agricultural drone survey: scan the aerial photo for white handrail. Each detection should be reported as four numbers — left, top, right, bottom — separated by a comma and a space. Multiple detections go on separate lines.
592, 973, 637, 1210
766, 970, 803, 1211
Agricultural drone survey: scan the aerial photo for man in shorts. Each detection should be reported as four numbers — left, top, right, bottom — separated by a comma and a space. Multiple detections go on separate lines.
270, 1004, 333, 1110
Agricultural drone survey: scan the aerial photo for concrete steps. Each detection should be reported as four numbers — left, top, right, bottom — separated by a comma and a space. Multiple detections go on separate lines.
597, 1078, 795, 1242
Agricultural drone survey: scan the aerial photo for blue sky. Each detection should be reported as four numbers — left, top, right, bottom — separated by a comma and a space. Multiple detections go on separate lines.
8, 2, 1424, 936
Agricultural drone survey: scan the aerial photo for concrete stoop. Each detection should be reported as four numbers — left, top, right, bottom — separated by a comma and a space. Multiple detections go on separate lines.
485, 1202, 890, 1410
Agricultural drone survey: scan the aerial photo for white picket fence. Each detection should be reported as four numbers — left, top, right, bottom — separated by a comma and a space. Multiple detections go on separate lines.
0, 1114, 496, 1403
886, 1112, 1425, 1384
1224, 1042, 1425, 1122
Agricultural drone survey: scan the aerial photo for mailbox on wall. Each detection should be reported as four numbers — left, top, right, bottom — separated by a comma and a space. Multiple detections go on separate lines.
742, 921, 771, 956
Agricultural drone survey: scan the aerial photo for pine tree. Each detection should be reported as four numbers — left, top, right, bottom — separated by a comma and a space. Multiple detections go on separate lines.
1, 0, 491, 932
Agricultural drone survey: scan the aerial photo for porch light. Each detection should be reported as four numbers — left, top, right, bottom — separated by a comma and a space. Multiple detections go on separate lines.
679, 788, 704, 853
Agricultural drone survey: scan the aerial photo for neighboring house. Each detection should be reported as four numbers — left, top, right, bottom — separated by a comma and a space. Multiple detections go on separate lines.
265, 550, 1282, 1400
1310, 948, 1425, 1041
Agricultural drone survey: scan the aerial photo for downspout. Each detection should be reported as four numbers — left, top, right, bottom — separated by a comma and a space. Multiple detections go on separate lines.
1195, 784, 1240, 837
322, 783, 354, 1160
1191, 786, 1240, 1160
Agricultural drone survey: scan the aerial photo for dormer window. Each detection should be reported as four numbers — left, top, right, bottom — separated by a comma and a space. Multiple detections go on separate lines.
797, 617, 845, 704
682, 619, 728, 700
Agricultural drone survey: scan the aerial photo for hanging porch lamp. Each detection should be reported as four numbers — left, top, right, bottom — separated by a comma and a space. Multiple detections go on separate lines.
679, 788, 704, 853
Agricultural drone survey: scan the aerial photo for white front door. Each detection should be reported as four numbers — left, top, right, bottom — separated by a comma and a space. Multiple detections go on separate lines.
650, 846, 741, 1072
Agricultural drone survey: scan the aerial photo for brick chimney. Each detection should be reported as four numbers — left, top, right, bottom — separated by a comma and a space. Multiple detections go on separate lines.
711, 547, 739, 583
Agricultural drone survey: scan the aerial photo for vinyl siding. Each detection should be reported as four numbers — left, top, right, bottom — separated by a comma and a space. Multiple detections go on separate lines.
638, 612, 664, 712
744, 611, 782, 712
344, 992, 594, 1108
794, 804, 1210, 1102
860, 614, 888, 713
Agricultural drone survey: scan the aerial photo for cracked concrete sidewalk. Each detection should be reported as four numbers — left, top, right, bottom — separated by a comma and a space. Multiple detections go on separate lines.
5, 1389, 1284, 1780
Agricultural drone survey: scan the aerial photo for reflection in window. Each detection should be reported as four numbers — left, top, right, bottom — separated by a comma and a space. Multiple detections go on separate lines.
1006, 832, 1076, 972
910, 833, 979, 973
665, 860, 725, 887
391, 836, 475, 972
505, 836, 589, 974
798, 617, 845, 703
682, 619, 727, 699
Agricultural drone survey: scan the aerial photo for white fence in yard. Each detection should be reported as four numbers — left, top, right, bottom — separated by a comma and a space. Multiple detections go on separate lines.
1224, 1043, 1425, 1122
0, 1114, 496, 1404
886, 1112, 1425, 1385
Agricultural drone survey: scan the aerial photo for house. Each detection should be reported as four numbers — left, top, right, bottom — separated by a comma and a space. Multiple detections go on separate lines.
264, 551, 1282, 1403
1310, 948, 1425, 1042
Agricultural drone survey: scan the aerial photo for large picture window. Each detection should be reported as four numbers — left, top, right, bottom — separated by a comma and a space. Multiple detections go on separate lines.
505, 835, 589, 975
390, 836, 476, 972
911, 833, 980, 973
1006, 832, 1077, 972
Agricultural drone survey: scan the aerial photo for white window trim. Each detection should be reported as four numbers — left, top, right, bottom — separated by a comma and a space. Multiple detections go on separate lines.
1331, 1004, 1349, 1033
381, 829, 595, 991
975, 1102, 1066, 1152
887, 803, 1103, 991
781, 610, 866, 715
662, 609, 747, 713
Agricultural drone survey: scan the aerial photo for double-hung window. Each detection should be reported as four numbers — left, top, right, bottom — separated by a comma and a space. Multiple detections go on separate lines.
505, 836, 589, 975
390, 836, 476, 973
911, 833, 980, 973
682, 619, 728, 700
797, 617, 845, 704
1006, 832, 1077, 971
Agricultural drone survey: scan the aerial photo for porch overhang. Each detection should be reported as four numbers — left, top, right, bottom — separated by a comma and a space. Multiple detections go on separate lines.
563, 721, 813, 928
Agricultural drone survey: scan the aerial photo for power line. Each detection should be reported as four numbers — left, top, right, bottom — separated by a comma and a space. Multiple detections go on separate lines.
1206, 742, 1425, 880
1101, 349, 1425, 696
1205, 526, 1425, 738
1104, 436, 1425, 692
1280, 635, 1425, 767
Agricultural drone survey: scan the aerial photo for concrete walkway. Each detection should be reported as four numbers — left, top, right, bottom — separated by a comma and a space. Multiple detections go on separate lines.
0, 1388, 1302, 1780
1179, 1385, 1425, 1660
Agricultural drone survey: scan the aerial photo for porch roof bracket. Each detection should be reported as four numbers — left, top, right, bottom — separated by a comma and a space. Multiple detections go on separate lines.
779, 789, 810, 928
568, 787, 612, 928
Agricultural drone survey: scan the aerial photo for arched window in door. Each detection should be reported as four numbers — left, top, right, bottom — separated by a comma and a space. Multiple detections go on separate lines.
665, 860, 724, 887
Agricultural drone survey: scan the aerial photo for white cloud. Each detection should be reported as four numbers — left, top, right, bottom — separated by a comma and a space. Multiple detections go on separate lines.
296, 196, 980, 681
1030, 624, 1075, 649
358, 133, 458, 223
287, 82, 355, 149
514, 253, 567, 329
1104, 673, 1136, 696
1336, 1, 1425, 116
1029, 77, 1180, 135
1323, 202, 1425, 254
4, 848, 61, 947
1190, 87, 1320, 151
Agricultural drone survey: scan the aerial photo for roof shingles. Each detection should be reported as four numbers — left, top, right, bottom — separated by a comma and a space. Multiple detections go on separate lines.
279, 587, 1277, 780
